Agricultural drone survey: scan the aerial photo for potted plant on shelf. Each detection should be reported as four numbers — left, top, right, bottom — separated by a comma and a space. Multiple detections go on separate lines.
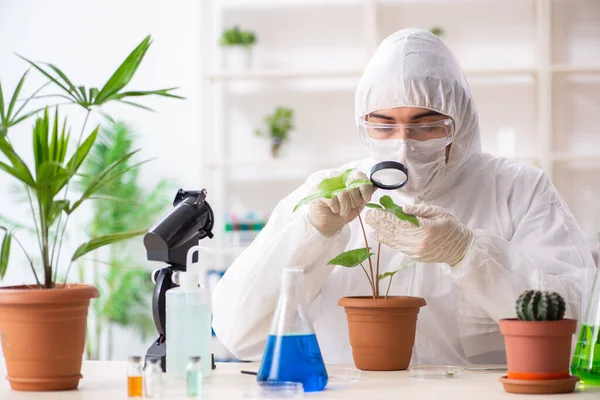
429, 26, 444, 37
0, 35, 182, 391
499, 289, 579, 394
219, 25, 257, 71
254, 106, 294, 158
293, 169, 426, 371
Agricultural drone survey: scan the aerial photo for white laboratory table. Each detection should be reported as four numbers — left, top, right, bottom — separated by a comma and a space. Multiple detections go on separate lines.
1, 362, 599, 399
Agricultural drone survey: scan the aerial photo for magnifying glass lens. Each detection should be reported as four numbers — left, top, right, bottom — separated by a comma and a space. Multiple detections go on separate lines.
372, 168, 407, 187
370, 161, 409, 190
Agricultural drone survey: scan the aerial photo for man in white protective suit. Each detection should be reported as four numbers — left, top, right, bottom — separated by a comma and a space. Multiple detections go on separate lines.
211, 28, 595, 365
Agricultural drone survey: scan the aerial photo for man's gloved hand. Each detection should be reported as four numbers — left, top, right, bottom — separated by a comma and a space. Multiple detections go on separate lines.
308, 170, 375, 237
365, 204, 473, 266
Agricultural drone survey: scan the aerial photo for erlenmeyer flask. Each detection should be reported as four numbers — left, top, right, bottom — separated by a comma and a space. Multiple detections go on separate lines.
571, 243, 600, 384
257, 268, 328, 392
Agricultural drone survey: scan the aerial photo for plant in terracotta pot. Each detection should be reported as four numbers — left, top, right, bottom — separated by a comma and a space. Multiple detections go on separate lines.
0, 35, 182, 391
254, 107, 294, 158
294, 169, 426, 371
499, 289, 579, 394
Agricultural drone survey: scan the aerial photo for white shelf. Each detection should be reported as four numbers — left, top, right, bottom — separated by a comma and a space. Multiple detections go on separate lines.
220, 0, 363, 10
552, 65, 600, 74
205, 157, 356, 169
204, 69, 363, 81
204, 67, 536, 82
552, 152, 600, 161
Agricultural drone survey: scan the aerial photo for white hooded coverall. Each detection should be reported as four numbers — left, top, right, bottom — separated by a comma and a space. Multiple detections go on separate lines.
212, 29, 595, 365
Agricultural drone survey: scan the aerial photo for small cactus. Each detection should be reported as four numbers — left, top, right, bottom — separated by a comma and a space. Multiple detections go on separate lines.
516, 290, 566, 321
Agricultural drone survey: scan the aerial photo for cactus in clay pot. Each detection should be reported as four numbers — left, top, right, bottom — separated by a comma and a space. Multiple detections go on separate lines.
515, 290, 566, 321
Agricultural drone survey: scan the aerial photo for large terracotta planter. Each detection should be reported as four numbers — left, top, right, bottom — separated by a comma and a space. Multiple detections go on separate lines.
499, 319, 577, 380
0, 284, 98, 391
338, 296, 426, 371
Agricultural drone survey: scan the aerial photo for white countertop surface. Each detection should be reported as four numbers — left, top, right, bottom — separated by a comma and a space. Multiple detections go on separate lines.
1, 362, 599, 399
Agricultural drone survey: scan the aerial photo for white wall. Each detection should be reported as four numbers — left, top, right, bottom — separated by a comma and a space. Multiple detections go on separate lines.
0, 0, 203, 360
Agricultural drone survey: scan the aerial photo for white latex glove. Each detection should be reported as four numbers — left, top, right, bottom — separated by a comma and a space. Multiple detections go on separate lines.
365, 204, 473, 266
307, 170, 375, 237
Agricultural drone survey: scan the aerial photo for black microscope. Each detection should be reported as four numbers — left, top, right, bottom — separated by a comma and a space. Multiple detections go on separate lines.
143, 188, 216, 372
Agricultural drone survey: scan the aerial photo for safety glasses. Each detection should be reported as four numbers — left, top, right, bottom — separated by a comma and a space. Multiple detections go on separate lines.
358, 117, 454, 153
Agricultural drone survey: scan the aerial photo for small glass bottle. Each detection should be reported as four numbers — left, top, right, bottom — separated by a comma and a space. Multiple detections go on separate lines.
144, 357, 163, 398
186, 356, 203, 397
127, 356, 143, 398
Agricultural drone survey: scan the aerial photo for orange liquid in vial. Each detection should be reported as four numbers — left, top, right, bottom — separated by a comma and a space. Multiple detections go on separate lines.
128, 376, 143, 397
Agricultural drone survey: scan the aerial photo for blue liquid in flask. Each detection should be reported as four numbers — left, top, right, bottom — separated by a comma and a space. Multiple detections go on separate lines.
257, 334, 328, 392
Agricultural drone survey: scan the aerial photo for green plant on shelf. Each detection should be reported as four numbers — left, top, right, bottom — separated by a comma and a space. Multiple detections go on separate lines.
254, 107, 294, 157
220, 26, 257, 47
293, 168, 418, 299
430, 27, 444, 37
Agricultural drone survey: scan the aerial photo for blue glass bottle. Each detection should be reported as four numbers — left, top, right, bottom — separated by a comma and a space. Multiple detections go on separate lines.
257, 268, 328, 392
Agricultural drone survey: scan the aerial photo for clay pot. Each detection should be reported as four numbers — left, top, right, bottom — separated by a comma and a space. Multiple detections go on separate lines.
338, 296, 426, 371
499, 318, 577, 380
271, 138, 282, 158
0, 284, 99, 391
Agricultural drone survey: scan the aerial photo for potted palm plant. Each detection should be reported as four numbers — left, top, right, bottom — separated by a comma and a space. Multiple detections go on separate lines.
0, 35, 182, 391
294, 169, 426, 371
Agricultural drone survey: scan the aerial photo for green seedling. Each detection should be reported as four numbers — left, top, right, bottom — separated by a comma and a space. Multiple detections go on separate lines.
294, 168, 419, 299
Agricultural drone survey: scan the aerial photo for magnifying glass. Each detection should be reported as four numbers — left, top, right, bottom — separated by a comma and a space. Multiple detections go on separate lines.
370, 161, 408, 190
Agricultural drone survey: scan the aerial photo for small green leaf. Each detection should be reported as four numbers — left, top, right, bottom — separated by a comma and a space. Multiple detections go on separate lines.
0, 81, 5, 121
365, 203, 383, 209
379, 195, 419, 226
318, 172, 348, 192
17, 55, 80, 103
45, 63, 79, 95
0, 230, 11, 279
7, 70, 28, 119
346, 179, 373, 190
71, 230, 147, 262
377, 263, 415, 281
293, 189, 328, 212
9, 108, 45, 127
112, 87, 184, 100
94, 35, 152, 105
322, 187, 346, 200
117, 100, 155, 112
0, 138, 35, 186
379, 195, 396, 210
65, 126, 99, 175
48, 200, 70, 224
327, 247, 373, 268
340, 168, 353, 186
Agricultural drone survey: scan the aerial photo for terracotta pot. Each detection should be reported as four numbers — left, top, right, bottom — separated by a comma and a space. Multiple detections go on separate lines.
338, 296, 426, 371
500, 319, 577, 381
271, 139, 282, 158
0, 284, 99, 391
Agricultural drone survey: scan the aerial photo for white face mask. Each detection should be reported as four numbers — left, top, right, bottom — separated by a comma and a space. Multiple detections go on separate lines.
368, 138, 448, 198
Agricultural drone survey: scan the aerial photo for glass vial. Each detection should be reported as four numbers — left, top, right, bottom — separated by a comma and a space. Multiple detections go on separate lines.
186, 356, 203, 397
144, 357, 163, 398
127, 356, 143, 398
